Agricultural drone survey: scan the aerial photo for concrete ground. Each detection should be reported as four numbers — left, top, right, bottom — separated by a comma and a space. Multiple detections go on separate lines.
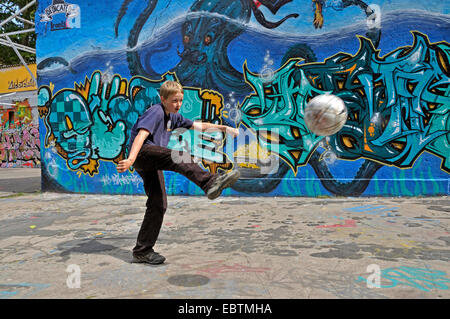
0, 168, 449, 300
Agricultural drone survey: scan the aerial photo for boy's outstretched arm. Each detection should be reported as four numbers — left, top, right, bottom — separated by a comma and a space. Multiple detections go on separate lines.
191, 121, 239, 137
117, 129, 150, 173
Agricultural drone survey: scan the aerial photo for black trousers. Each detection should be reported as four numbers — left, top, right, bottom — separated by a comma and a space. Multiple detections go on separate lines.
132, 144, 216, 256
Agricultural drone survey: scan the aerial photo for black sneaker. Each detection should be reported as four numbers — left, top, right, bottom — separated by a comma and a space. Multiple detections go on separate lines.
206, 170, 240, 200
132, 251, 166, 265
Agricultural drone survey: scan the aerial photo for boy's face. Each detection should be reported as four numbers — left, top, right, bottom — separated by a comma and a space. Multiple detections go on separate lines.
161, 92, 184, 114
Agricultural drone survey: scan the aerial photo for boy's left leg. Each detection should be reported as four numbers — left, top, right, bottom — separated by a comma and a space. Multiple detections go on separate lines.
132, 169, 167, 264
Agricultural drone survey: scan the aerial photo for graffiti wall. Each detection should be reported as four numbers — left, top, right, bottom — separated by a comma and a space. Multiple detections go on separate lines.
0, 65, 40, 168
35, 0, 449, 196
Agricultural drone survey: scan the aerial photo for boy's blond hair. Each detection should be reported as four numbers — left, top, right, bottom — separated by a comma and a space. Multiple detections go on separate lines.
160, 81, 183, 99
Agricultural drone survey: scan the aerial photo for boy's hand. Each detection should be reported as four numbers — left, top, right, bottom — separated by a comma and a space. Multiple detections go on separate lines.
117, 159, 133, 173
226, 127, 240, 138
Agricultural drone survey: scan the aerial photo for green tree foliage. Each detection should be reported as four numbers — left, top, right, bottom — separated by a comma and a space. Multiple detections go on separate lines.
0, 0, 36, 67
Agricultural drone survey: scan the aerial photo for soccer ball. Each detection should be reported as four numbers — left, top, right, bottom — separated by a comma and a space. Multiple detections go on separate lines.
304, 94, 348, 136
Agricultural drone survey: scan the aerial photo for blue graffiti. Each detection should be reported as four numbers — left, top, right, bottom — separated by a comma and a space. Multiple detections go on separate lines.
357, 266, 450, 291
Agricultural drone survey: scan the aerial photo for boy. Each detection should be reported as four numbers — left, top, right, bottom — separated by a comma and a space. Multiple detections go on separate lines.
117, 80, 240, 265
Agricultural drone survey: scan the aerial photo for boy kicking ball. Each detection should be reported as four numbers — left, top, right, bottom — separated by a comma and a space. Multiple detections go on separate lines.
117, 80, 240, 265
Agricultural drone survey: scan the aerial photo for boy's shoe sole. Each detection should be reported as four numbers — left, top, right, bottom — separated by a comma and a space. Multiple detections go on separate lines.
207, 170, 240, 200
131, 251, 166, 265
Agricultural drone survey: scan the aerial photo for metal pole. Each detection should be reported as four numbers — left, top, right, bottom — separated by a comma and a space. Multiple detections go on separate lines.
0, 38, 36, 54
4, 35, 37, 84
0, 92, 17, 99
13, 16, 35, 26
0, 0, 36, 28
0, 28, 35, 37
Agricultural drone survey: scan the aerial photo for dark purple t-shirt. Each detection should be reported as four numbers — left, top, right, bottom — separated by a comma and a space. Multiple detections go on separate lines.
128, 103, 193, 151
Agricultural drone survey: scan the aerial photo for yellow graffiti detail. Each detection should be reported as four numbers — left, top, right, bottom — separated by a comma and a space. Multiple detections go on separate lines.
75, 77, 91, 100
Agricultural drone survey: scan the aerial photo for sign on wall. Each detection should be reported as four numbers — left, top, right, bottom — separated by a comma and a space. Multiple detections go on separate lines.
0, 64, 37, 94
39, 0, 81, 31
